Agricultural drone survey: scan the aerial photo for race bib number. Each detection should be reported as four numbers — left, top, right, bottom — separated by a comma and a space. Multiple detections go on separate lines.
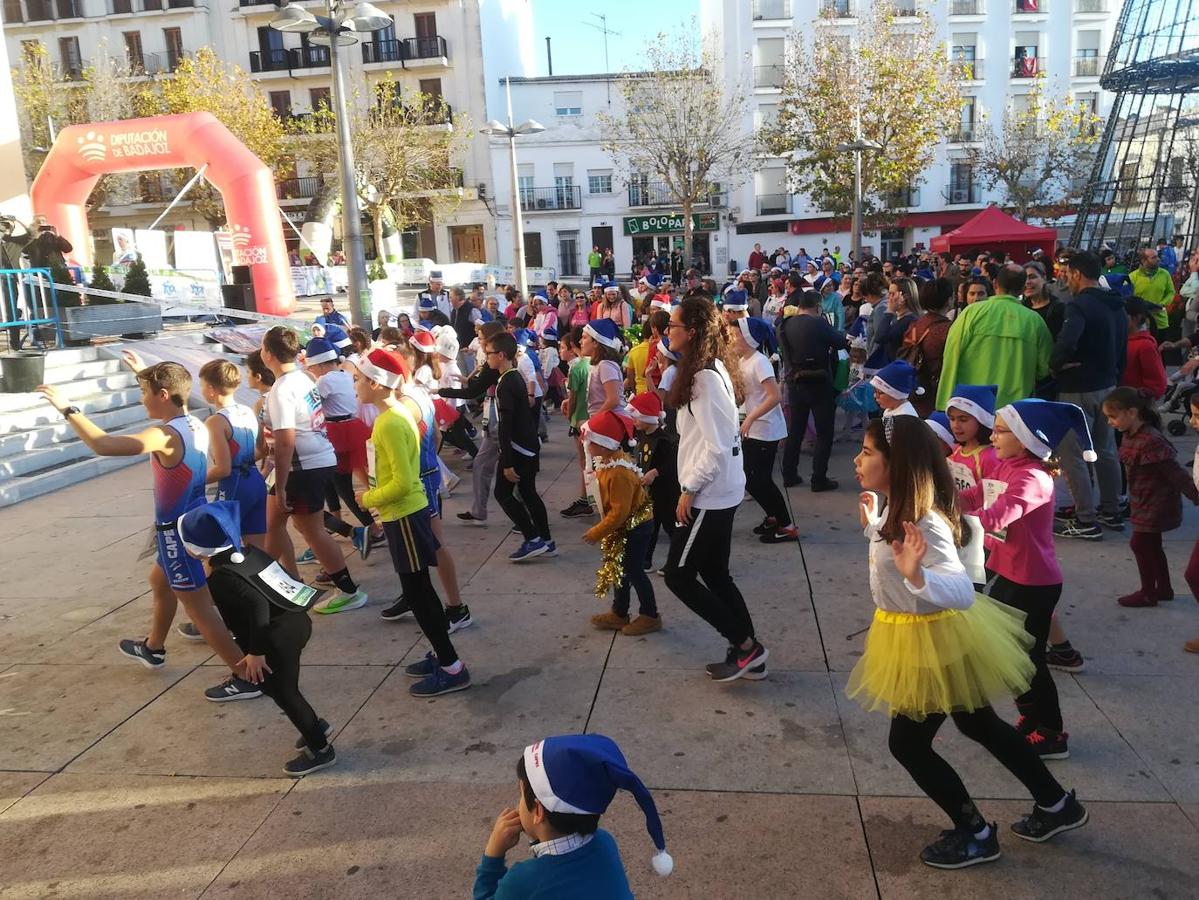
948, 460, 976, 494
981, 479, 1006, 509
256, 561, 318, 607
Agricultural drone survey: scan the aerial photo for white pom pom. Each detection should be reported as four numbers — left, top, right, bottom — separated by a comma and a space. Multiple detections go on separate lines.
915, 386, 926, 396
651, 849, 673, 876
1082, 450, 1097, 463
230, 552, 245, 564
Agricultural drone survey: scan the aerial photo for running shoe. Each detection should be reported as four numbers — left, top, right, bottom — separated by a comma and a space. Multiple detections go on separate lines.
1010, 791, 1088, 843
118, 638, 165, 669
447, 604, 473, 633
176, 621, 205, 642
1119, 497, 1131, 518
314, 590, 368, 615
705, 645, 767, 680
457, 511, 488, 526
409, 665, 472, 697
752, 516, 777, 536
1117, 590, 1156, 607
760, 524, 799, 544
1046, 644, 1085, 673
811, 478, 840, 493
509, 538, 548, 562
296, 548, 316, 564
1026, 727, 1070, 760
541, 540, 559, 558
352, 526, 372, 561
381, 597, 411, 620
707, 642, 769, 683
1014, 714, 1036, 736
560, 497, 593, 518
313, 569, 335, 586
404, 650, 439, 678
782, 473, 804, 488
1053, 506, 1076, 523
284, 744, 338, 777
1053, 517, 1103, 541
919, 825, 1001, 869
204, 674, 263, 703
294, 718, 334, 750
1096, 512, 1125, 531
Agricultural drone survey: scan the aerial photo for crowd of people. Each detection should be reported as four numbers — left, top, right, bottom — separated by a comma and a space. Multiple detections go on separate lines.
32, 234, 1199, 887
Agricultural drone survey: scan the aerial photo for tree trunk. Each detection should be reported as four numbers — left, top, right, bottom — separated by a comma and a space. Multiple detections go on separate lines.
682, 199, 694, 277
372, 207, 384, 265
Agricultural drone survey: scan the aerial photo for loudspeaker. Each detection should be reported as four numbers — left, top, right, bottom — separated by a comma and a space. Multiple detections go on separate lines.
221, 284, 256, 312
231, 265, 252, 285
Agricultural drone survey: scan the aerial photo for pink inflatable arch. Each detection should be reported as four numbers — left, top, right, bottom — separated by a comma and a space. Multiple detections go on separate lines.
30, 112, 295, 316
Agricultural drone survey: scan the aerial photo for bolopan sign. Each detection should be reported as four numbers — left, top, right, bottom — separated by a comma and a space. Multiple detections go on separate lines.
623, 212, 720, 236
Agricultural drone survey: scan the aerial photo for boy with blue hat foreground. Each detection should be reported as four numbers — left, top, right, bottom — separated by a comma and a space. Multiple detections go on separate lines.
473, 734, 671, 899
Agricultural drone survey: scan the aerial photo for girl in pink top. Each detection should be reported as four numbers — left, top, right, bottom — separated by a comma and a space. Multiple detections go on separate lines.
945, 384, 1000, 494
959, 399, 1094, 763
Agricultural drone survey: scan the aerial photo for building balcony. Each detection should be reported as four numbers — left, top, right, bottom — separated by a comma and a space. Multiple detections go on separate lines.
1012, 0, 1046, 12
752, 0, 791, 19
942, 184, 983, 204
1073, 55, 1102, 77
1074, 0, 1107, 11
401, 35, 449, 65
250, 46, 330, 74
370, 99, 454, 126
108, 0, 194, 11
953, 58, 983, 80
519, 186, 582, 212
362, 39, 404, 64
820, 0, 854, 16
754, 64, 784, 89
948, 124, 979, 143
293, 45, 331, 69
884, 187, 921, 208
627, 182, 722, 208
276, 177, 321, 200
949, 0, 983, 13
756, 193, 792, 216
893, 2, 918, 15
11, 0, 84, 21
1012, 56, 1042, 78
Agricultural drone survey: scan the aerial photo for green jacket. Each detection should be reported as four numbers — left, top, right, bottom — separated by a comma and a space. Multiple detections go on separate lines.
936, 294, 1052, 410
587, 251, 602, 269
1129, 266, 1175, 328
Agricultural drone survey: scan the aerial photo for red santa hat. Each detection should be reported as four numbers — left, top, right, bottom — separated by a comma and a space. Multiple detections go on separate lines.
433, 397, 460, 429
410, 329, 437, 352
582, 409, 635, 450
625, 390, 663, 426
354, 348, 409, 390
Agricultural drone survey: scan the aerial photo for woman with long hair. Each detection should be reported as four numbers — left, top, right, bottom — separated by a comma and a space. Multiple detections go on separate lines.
664, 296, 769, 683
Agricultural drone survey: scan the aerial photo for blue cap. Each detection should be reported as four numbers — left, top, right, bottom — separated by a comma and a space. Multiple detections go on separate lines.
722, 288, 749, 311
542, 326, 558, 341
585, 318, 622, 350
925, 412, 955, 450
178, 501, 244, 564
305, 337, 339, 365
324, 323, 351, 348
946, 384, 998, 429
736, 316, 777, 355
870, 360, 923, 399
419, 295, 437, 311
998, 399, 1097, 463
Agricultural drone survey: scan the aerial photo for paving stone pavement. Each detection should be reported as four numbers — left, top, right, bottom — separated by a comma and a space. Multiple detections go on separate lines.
2, 418, 1198, 899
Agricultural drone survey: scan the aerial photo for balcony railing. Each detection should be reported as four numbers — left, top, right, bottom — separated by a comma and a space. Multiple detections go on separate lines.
893, 3, 917, 14
293, 45, 330, 68
360, 35, 449, 64
370, 99, 454, 126
519, 186, 582, 212
949, 0, 982, 12
754, 65, 784, 88
752, 0, 791, 18
276, 177, 321, 200
362, 39, 404, 64
949, 123, 979, 142
952, 58, 983, 80
1012, 55, 1042, 77
820, 0, 853, 16
1012, 0, 1046, 11
127, 52, 171, 76
884, 187, 921, 208
250, 46, 330, 73
1074, 0, 1107, 10
627, 182, 722, 207
20, 0, 84, 20
943, 184, 983, 204
110, 0, 194, 9
401, 35, 449, 61
756, 193, 791, 216
1073, 55, 1101, 76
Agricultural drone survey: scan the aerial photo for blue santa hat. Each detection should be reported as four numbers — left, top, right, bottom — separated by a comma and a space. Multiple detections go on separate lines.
542, 325, 558, 342
925, 412, 955, 450
418, 295, 438, 311
515, 328, 536, 348
304, 336, 339, 365
584, 317, 623, 350
657, 333, 679, 362
998, 399, 1097, 463
645, 272, 663, 288
178, 501, 245, 564
524, 734, 672, 877
870, 360, 924, 400
736, 316, 777, 355
722, 288, 749, 312
602, 280, 621, 294
946, 384, 998, 429
324, 323, 351, 350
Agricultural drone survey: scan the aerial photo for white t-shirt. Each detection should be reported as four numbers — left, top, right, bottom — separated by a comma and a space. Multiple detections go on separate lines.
517, 350, 544, 398
539, 346, 560, 374
316, 369, 356, 418
266, 369, 336, 470
438, 358, 464, 407
658, 364, 677, 395
413, 363, 436, 392
739, 352, 788, 442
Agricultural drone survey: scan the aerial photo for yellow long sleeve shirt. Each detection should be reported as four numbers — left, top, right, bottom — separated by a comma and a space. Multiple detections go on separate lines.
583, 457, 649, 543
361, 406, 427, 522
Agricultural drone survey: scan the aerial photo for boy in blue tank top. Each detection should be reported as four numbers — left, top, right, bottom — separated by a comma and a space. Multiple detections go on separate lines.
37, 352, 251, 681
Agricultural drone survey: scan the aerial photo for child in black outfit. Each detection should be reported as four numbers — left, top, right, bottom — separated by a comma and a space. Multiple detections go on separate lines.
626, 391, 679, 574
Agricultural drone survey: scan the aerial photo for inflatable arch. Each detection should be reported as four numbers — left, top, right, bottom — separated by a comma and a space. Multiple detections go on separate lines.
30, 112, 295, 316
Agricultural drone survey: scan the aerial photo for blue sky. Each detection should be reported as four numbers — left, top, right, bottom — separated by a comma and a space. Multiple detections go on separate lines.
530, 0, 701, 77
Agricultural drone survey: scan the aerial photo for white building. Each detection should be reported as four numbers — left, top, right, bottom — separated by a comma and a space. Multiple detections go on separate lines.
488, 73, 734, 281
0, 0, 534, 266
700, 0, 1120, 263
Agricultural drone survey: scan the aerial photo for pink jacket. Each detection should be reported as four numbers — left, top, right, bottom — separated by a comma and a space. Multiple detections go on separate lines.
959, 454, 1061, 587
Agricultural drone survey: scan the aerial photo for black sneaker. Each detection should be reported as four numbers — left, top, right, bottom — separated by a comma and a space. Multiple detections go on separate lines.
1053, 505, 1076, 523
560, 497, 593, 518
294, 718, 334, 750
405, 650, 439, 678
1046, 644, 1085, 673
752, 516, 778, 536
760, 524, 799, 544
708, 642, 769, 683
811, 478, 839, 493
783, 473, 804, 488
919, 825, 1001, 869
380, 597, 411, 621
1118, 498, 1131, 518
456, 511, 488, 527
1026, 727, 1070, 759
284, 744, 337, 777
118, 638, 165, 669
1014, 713, 1036, 736
1096, 512, 1125, 531
704, 645, 769, 681
447, 604, 473, 633
204, 675, 263, 703
1053, 517, 1103, 541
175, 621, 205, 642
1010, 790, 1088, 843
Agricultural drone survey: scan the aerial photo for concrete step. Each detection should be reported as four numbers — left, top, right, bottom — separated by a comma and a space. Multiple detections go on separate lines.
0, 373, 139, 415
0, 386, 143, 434
0, 452, 145, 508
0, 401, 148, 459
0, 420, 150, 480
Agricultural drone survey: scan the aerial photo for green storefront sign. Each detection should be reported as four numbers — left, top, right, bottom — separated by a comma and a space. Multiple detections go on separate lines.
623, 212, 720, 236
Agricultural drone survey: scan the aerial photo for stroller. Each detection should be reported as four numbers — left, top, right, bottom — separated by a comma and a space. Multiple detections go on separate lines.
1161, 379, 1198, 436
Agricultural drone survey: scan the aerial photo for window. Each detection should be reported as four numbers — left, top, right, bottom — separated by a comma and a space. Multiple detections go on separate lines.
419, 78, 442, 99
553, 91, 583, 117
269, 90, 292, 120
587, 170, 613, 194
957, 97, 976, 139
21, 40, 41, 61
258, 26, 284, 54
309, 87, 331, 111
557, 230, 580, 277
123, 32, 143, 71
58, 36, 81, 77
414, 11, 437, 39
517, 165, 534, 208
164, 27, 183, 70
111, 0, 132, 12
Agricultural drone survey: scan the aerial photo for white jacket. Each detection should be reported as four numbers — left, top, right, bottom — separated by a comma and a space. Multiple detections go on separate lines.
675, 360, 746, 510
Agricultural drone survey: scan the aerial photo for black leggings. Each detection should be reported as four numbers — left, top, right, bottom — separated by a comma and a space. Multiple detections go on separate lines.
889, 707, 1065, 831
495, 455, 551, 541
400, 568, 458, 667
742, 437, 790, 526
613, 521, 657, 618
323, 472, 375, 531
986, 573, 1063, 733
442, 416, 478, 458
664, 505, 755, 646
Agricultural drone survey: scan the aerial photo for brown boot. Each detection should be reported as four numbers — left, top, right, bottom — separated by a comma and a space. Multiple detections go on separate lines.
1185, 636, 1199, 653
622, 615, 662, 636
590, 611, 629, 630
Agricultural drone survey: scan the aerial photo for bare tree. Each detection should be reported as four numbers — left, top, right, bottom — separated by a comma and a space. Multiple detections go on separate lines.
597, 25, 754, 270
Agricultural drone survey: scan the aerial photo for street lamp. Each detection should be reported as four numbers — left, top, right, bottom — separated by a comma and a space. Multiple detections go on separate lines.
835, 136, 884, 265
480, 77, 544, 298
270, 1, 391, 330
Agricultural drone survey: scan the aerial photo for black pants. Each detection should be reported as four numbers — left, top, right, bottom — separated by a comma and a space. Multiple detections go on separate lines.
401, 568, 459, 667
442, 416, 478, 458
613, 521, 657, 618
783, 381, 837, 482
889, 707, 1065, 831
214, 601, 328, 752
323, 472, 374, 530
742, 437, 790, 526
664, 505, 755, 646
494, 454, 551, 541
986, 572, 1063, 733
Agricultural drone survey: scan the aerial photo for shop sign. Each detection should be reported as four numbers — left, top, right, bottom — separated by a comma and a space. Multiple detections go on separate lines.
623, 212, 719, 236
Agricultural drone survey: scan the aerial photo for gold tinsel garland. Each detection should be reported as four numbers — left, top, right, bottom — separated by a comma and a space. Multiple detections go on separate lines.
594, 499, 655, 599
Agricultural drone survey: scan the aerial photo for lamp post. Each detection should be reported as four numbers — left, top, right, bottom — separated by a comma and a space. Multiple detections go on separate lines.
270, 1, 391, 330
835, 134, 884, 264
480, 77, 545, 298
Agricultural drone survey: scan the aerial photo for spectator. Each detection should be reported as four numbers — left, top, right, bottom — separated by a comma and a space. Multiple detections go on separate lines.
871, 276, 922, 369
1050, 250, 1127, 540
748, 242, 766, 272
904, 278, 954, 416
1121, 297, 1168, 400
936, 264, 1052, 409
1158, 237, 1178, 276
1023, 261, 1065, 339
1180, 248, 1199, 341
1129, 247, 1175, 330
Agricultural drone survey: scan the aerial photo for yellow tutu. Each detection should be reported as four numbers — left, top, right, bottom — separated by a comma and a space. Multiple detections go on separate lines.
846, 593, 1034, 721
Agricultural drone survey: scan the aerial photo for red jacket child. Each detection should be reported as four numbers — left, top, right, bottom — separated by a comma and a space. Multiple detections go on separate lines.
1121, 328, 1168, 399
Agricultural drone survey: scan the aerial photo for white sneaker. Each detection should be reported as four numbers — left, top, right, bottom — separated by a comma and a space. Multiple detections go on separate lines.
314, 591, 369, 615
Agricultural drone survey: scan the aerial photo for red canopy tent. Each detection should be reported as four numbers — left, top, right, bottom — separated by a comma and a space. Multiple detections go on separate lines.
928, 206, 1057, 263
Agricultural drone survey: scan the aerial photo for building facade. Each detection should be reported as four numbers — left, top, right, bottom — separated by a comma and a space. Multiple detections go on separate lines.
700, 0, 1121, 264
1, 0, 534, 267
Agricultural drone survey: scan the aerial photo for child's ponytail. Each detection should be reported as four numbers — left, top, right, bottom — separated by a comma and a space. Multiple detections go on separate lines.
1104, 386, 1162, 431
